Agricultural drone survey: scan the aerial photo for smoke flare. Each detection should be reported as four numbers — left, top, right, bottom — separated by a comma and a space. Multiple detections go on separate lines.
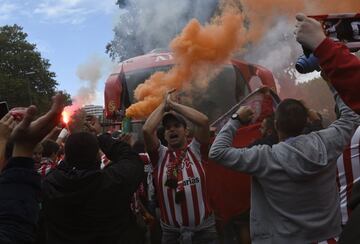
123, 0, 359, 119
125, 12, 244, 118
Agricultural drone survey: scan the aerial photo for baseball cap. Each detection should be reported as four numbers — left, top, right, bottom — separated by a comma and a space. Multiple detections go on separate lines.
162, 112, 187, 128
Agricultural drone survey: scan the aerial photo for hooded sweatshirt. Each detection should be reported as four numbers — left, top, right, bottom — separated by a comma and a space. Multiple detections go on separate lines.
209, 94, 360, 244
42, 135, 144, 244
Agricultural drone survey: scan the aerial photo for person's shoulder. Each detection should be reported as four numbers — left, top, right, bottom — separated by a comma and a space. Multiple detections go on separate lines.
147, 143, 169, 167
276, 134, 326, 162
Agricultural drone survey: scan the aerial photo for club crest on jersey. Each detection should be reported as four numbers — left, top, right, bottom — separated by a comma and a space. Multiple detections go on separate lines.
181, 156, 193, 169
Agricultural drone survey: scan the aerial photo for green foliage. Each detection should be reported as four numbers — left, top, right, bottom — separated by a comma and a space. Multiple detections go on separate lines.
0, 24, 63, 114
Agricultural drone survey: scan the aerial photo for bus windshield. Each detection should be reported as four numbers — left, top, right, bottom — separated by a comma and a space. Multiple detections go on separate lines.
124, 64, 249, 122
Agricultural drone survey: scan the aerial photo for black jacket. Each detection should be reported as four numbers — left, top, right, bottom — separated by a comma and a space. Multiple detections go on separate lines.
42, 134, 144, 244
0, 157, 40, 244
338, 181, 360, 244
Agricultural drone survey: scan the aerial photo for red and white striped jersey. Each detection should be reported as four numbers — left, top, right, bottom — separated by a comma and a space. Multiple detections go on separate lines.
149, 139, 212, 227
38, 157, 57, 177
131, 153, 154, 212
311, 237, 338, 244
100, 154, 111, 169
336, 126, 360, 225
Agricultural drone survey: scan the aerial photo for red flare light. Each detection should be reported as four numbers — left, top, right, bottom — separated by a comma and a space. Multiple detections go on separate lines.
61, 105, 79, 126
62, 110, 70, 125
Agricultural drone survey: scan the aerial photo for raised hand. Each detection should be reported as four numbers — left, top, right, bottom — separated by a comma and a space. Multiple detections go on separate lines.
84, 115, 102, 135
295, 13, 326, 52
164, 88, 176, 112
0, 113, 17, 170
236, 106, 255, 124
11, 93, 66, 157
0, 113, 16, 143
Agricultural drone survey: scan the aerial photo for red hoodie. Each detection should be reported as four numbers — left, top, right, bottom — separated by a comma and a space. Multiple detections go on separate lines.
314, 38, 360, 114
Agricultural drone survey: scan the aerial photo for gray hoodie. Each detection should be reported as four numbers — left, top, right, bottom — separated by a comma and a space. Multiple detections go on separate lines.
209, 94, 360, 244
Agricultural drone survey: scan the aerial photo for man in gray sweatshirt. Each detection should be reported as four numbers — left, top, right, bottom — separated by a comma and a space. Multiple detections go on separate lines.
209, 91, 360, 243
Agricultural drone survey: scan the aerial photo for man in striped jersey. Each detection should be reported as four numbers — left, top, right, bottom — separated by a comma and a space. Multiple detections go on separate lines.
336, 126, 360, 226
38, 139, 59, 177
143, 91, 218, 244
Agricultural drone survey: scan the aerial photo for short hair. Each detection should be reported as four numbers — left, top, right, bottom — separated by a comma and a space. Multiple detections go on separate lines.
42, 140, 60, 158
275, 99, 308, 137
65, 132, 99, 169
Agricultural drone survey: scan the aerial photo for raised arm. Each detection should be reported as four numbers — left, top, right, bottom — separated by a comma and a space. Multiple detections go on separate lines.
142, 102, 165, 153
314, 39, 360, 114
167, 95, 209, 144
209, 106, 272, 177
0, 93, 65, 243
0, 113, 16, 171
295, 13, 360, 114
98, 133, 144, 193
315, 93, 360, 163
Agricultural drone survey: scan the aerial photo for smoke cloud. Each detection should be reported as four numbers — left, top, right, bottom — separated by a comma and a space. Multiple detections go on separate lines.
107, 0, 218, 61
309, 1, 360, 13
126, 11, 244, 119
238, 0, 360, 98
114, 0, 359, 118
242, 17, 301, 96
71, 54, 109, 107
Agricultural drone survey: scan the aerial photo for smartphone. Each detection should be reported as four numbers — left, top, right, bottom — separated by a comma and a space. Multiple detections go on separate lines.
0, 101, 9, 119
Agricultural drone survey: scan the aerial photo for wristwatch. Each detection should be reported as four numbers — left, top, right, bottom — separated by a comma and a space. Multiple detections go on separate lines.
231, 113, 246, 124
231, 113, 242, 122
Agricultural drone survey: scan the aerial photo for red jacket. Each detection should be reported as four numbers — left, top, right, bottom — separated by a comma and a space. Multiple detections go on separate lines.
314, 38, 360, 114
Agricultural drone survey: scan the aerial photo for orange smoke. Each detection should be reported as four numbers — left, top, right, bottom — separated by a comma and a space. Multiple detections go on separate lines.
308, 1, 360, 13
125, 0, 359, 119
233, 0, 360, 43
126, 12, 244, 119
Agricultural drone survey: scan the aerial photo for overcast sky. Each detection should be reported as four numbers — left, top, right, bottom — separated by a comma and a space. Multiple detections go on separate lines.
0, 0, 120, 106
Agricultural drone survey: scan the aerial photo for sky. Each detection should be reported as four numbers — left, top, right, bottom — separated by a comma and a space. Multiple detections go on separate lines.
0, 0, 120, 106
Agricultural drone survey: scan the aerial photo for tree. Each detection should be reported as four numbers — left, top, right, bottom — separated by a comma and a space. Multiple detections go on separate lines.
0, 24, 69, 114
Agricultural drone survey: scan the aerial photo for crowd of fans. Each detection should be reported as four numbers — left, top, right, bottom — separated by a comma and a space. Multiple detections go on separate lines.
0, 13, 360, 244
